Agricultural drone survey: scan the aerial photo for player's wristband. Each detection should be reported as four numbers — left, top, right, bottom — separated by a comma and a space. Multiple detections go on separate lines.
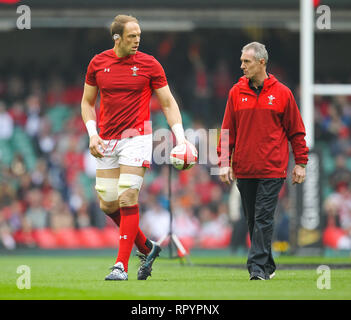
171, 123, 185, 144
85, 120, 98, 138
297, 163, 306, 168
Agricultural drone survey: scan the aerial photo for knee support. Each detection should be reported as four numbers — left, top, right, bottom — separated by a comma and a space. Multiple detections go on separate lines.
118, 174, 143, 196
95, 177, 119, 202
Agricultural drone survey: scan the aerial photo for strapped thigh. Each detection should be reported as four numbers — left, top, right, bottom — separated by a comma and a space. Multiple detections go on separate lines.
117, 174, 143, 196
95, 177, 119, 202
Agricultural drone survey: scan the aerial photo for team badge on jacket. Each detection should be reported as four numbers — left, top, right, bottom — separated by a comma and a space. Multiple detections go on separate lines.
268, 95, 275, 105
131, 66, 139, 76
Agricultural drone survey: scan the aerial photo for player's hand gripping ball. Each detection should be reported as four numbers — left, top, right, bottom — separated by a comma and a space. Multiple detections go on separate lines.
170, 141, 198, 170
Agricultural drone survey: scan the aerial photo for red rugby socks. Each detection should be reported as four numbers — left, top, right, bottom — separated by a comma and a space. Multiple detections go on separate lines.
115, 204, 155, 272
109, 208, 152, 255
115, 205, 139, 271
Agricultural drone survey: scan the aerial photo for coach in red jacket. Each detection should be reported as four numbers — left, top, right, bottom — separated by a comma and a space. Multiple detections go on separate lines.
217, 42, 309, 280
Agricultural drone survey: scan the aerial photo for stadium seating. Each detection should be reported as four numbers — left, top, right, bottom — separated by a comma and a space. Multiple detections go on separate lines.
32, 228, 59, 249
323, 226, 348, 249
0, 140, 14, 167
199, 228, 232, 249
98, 227, 119, 248
76, 227, 113, 248
46, 104, 73, 133
55, 228, 82, 248
11, 127, 37, 170
28, 227, 119, 249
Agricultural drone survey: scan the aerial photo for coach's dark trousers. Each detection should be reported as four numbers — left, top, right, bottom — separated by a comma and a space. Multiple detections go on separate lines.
236, 178, 284, 279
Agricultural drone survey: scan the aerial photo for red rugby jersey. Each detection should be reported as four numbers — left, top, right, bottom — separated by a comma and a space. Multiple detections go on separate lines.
85, 49, 168, 139
217, 74, 309, 178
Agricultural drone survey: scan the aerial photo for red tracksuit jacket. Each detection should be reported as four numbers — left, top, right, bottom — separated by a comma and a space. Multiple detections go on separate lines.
217, 74, 309, 178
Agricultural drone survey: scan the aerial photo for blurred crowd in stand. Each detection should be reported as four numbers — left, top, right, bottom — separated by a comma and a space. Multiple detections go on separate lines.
315, 95, 351, 250
0, 31, 350, 252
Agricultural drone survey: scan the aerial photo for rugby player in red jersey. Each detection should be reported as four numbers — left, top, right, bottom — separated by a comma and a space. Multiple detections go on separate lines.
81, 15, 194, 280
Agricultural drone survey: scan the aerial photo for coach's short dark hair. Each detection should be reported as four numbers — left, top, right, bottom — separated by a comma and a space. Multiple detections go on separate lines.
110, 15, 139, 40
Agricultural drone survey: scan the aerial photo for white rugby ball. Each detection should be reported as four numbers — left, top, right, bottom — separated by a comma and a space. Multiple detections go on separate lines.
170, 142, 198, 170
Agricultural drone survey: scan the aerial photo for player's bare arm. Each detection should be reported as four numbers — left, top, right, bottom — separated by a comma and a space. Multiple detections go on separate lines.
155, 85, 182, 128
81, 83, 106, 158
155, 85, 187, 145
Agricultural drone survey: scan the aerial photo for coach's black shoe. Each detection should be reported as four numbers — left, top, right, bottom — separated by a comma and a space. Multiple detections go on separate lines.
105, 262, 128, 281
137, 241, 162, 280
250, 272, 266, 280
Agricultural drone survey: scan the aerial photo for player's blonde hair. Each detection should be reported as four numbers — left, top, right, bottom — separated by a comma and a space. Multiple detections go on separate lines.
110, 14, 139, 40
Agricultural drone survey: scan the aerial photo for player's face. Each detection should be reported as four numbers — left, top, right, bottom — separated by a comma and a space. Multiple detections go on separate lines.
119, 22, 141, 56
240, 49, 265, 80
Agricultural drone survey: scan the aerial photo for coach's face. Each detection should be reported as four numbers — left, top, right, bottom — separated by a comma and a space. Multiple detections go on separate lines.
240, 49, 265, 80
119, 21, 141, 56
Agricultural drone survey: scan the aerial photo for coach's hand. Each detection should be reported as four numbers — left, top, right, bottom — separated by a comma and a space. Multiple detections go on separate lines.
292, 164, 306, 185
89, 135, 106, 158
219, 166, 234, 185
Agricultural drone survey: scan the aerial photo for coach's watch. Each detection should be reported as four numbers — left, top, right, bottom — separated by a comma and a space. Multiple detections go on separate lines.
297, 164, 306, 168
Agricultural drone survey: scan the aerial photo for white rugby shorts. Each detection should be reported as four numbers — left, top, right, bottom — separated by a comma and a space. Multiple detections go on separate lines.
96, 134, 152, 170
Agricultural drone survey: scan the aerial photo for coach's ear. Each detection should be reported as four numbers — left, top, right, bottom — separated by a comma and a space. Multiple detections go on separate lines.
113, 34, 120, 41
259, 58, 266, 66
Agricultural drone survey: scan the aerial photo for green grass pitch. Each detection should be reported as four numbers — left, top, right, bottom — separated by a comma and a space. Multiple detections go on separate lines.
1, 253, 350, 300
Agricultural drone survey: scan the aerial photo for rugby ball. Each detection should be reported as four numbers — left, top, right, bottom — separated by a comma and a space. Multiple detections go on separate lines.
170, 142, 198, 170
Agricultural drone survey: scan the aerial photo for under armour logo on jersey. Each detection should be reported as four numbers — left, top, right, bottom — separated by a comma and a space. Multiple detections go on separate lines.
242, 97, 248, 102
120, 235, 127, 240
131, 66, 139, 76
268, 95, 275, 105
104, 68, 110, 72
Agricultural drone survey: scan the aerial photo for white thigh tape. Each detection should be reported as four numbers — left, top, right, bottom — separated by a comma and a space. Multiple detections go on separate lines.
95, 177, 119, 202
118, 174, 143, 196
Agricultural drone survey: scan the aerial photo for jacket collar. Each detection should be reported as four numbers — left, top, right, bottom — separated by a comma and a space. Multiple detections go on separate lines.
238, 74, 277, 94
